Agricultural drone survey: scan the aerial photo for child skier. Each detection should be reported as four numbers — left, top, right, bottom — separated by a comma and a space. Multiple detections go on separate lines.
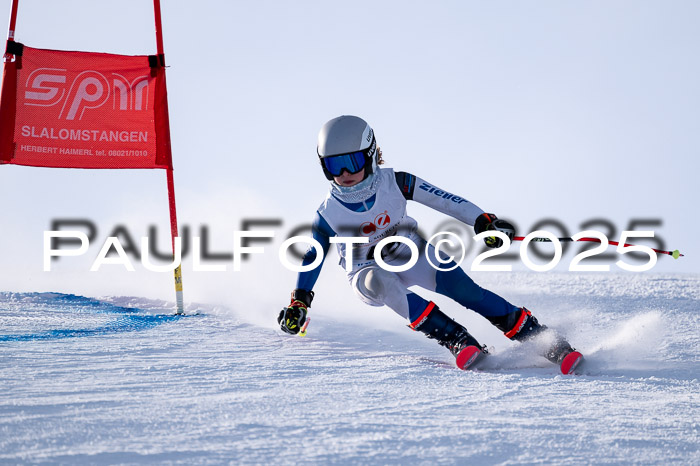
277, 115, 583, 374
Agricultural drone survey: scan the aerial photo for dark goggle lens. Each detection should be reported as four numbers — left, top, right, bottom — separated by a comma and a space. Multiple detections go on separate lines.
323, 151, 366, 176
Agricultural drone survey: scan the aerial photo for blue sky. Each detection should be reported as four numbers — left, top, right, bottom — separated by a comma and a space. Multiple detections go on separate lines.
0, 1, 697, 310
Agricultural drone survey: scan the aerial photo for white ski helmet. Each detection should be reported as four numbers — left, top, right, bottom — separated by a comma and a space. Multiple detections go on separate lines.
317, 115, 378, 181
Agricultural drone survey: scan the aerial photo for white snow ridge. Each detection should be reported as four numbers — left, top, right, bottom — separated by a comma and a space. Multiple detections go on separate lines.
1, 273, 698, 465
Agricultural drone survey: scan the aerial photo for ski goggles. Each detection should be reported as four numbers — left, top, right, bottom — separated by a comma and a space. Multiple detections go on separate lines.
321, 150, 367, 177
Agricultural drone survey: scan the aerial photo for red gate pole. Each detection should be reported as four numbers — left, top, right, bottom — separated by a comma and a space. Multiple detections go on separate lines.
153, 0, 184, 314
4, 0, 19, 62
6, 0, 18, 40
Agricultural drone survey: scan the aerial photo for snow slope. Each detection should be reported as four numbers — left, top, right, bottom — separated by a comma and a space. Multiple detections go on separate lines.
1, 273, 698, 464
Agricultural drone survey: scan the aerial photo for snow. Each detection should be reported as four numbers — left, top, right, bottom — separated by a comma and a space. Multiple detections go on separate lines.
1, 273, 699, 464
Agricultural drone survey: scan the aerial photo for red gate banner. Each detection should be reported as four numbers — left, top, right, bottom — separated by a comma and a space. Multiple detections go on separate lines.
0, 44, 172, 169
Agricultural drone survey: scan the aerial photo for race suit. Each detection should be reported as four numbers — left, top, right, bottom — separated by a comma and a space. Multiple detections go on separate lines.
295, 167, 518, 324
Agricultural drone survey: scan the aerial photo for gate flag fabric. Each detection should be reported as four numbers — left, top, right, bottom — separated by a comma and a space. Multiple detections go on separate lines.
0, 44, 172, 169
1, 0, 185, 314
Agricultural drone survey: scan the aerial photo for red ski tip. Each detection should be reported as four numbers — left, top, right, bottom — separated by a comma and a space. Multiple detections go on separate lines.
455, 345, 482, 370
560, 351, 583, 375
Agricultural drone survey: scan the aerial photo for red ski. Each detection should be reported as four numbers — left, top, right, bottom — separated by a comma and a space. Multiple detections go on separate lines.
455, 345, 485, 370
560, 351, 584, 375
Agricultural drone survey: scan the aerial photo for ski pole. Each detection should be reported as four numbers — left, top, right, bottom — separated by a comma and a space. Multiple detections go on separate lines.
298, 318, 311, 337
512, 236, 684, 259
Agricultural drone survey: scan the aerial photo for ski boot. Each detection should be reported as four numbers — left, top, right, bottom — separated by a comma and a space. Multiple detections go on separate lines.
486, 307, 583, 374
410, 302, 487, 370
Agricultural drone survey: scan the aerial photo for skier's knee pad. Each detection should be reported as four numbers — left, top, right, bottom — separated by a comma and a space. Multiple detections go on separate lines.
486, 307, 546, 341
365, 268, 403, 301
353, 267, 405, 306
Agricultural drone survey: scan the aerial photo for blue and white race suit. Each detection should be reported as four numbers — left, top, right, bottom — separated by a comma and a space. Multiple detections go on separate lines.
296, 167, 518, 324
